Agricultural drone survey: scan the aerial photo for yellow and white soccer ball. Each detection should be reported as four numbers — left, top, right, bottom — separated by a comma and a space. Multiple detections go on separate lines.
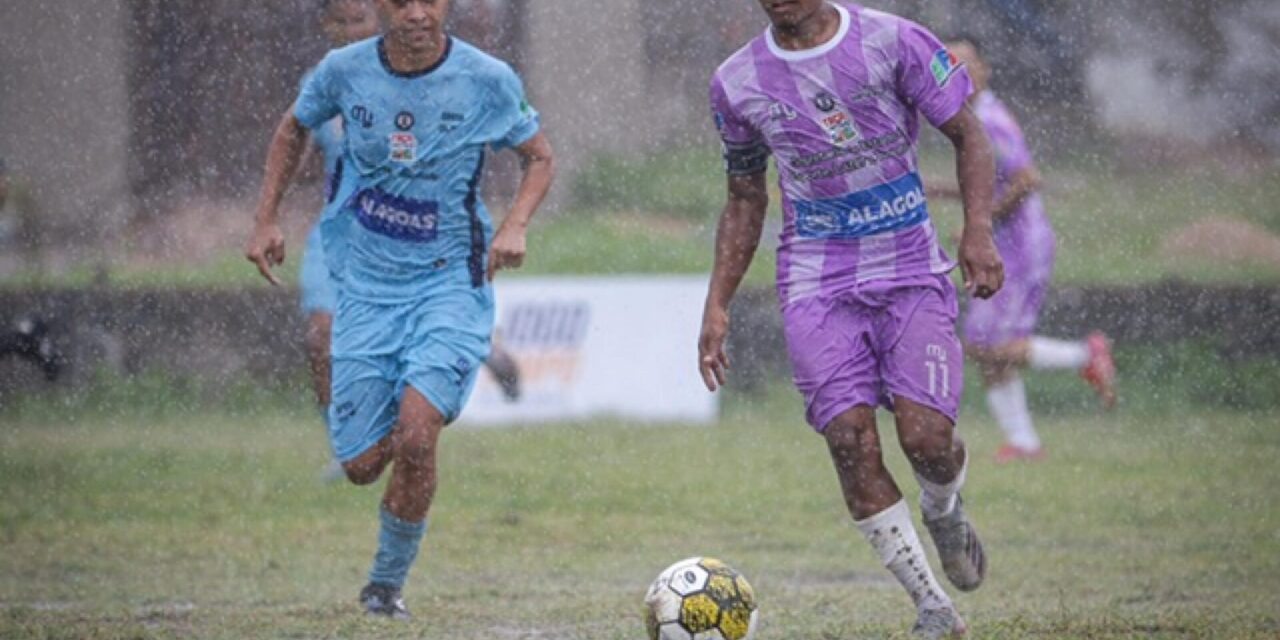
644, 557, 759, 640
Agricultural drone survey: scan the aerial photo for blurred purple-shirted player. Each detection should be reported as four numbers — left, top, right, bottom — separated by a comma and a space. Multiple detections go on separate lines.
938, 40, 1116, 464
697, 2, 1002, 637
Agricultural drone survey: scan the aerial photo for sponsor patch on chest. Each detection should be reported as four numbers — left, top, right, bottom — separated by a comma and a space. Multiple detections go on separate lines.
351, 188, 439, 242
819, 110, 861, 146
388, 132, 418, 164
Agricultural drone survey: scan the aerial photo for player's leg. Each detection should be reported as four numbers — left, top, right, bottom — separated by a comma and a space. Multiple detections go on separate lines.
301, 224, 343, 478
966, 341, 1044, 462
305, 312, 333, 409
483, 339, 521, 402
1029, 333, 1116, 409
880, 277, 986, 599
824, 406, 964, 638
359, 287, 493, 618
357, 386, 443, 620
785, 295, 962, 637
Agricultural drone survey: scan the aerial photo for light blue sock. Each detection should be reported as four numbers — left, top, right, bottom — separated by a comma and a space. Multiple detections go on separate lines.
368, 505, 428, 589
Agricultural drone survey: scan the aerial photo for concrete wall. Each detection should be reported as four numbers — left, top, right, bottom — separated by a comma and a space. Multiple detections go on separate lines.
523, 0, 652, 205
0, 1, 132, 247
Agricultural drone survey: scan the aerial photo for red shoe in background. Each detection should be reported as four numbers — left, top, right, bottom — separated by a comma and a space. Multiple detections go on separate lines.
994, 443, 1046, 464
1080, 331, 1117, 410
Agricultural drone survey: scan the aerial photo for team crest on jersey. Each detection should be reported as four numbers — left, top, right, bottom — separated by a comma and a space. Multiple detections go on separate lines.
930, 48, 964, 87
389, 132, 418, 163
819, 110, 861, 146
813, 91, 838, 112
395, 111, 415, 131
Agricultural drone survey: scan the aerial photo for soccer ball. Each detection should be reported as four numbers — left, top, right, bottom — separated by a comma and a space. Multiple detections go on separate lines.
644, 557, 759, 640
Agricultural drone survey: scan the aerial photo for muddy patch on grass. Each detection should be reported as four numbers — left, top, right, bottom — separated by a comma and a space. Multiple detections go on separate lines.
1160, 216, 1280, 269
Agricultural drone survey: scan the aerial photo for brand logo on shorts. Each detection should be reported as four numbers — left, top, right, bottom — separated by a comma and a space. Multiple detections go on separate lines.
813, 92, 838, 112
335, 401, 357, 422
395, 111, 415, 131
350, 105, 374, 129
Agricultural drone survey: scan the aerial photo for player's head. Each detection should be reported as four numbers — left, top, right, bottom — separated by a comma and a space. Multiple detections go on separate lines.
376, 0, 450, 54
321, 0, 379, 48
947, 37, 989, 93
757, 0, 828, 31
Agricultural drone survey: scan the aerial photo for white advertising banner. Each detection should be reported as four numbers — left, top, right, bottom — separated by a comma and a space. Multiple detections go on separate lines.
461, 276, 718, 426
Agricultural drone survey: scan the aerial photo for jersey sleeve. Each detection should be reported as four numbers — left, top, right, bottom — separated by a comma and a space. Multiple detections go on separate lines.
487, 65, 541, 151
294, 54, 342, 130
894, 20, 973, 128
710, 75, 769, 176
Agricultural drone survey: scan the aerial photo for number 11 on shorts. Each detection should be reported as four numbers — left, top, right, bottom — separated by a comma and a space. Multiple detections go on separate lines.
925, 344, 950, 398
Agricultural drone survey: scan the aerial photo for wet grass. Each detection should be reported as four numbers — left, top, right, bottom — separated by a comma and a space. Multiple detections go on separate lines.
1, 385, 1277, 638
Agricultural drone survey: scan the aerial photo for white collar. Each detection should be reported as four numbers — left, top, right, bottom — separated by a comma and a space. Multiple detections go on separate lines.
766, 2, 851, 62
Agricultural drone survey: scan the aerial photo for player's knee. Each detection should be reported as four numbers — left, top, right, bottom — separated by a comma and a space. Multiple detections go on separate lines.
395, 421, 438, 467
304, 315, 332, 359
343, 462, 383, 486
825, 413, 882, 462
897, 423, 952, 463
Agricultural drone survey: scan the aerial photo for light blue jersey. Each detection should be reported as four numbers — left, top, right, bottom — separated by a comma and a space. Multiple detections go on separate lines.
293, 36, 540, 457
298, 69, 345, 315
296, 36, 540, 303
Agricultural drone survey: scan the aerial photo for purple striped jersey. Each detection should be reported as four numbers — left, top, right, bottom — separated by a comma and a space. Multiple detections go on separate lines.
710, 2, 973, 304
973, 90, 1054, 276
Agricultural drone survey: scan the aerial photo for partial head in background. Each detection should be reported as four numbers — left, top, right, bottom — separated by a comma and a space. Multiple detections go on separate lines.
947, 37, 990, 95
376, 0, 450, 58
756, 0, 829, 32
321, 0, 380, 48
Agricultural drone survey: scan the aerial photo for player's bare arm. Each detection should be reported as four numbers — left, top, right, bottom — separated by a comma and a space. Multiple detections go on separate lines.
939, 106, 1003, 299
488, 131, 555, 281
698, 171, 768, 392
992, 165, 1042, 220
245, 111, 310, 286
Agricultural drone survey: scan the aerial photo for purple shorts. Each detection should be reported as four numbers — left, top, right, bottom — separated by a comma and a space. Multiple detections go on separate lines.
962, 258, 1052, 348
782, 274, 964, 432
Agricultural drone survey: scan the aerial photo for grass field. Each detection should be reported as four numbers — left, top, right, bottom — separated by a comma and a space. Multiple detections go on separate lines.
2, 382, 1278, 639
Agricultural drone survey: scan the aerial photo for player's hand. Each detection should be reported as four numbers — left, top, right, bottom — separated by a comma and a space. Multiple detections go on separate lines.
487, 222, 527, 281
245, 221, 285, 286
698, 304, 731, 392
958, 223, 1003, 299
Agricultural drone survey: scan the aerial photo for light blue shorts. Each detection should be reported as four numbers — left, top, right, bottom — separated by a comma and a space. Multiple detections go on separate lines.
327, 280, 494, 462
299, 224, 337, 316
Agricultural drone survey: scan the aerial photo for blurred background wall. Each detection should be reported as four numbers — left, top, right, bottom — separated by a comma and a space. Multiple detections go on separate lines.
0, 0, 1276, 260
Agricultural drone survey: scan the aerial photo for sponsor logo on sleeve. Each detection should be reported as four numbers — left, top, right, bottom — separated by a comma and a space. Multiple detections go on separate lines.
930, 48, 964, 88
